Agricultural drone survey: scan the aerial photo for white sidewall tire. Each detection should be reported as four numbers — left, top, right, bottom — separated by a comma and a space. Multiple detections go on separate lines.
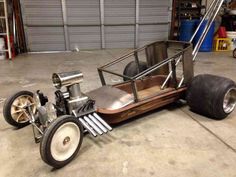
40, 115, 83, 168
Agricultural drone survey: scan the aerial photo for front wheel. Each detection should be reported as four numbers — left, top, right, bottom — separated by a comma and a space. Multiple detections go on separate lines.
40, 115, 83, 168
3, 90, 36, 128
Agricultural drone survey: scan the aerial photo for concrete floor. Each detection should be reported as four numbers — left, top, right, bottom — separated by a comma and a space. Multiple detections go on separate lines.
0, 49, 236, 177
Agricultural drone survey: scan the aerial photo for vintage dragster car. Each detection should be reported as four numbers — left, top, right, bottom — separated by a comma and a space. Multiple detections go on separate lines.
2, 0, 236, 169
3, 40, 236, 168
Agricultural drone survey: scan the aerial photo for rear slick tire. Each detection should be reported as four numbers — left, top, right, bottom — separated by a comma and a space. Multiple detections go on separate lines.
40, 115, 83, 168
123, 61, 148, 81
187, 74, 236, 120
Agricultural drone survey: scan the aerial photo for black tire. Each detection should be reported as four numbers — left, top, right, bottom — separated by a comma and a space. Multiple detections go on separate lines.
123, 61, 148, 81
233, 48, 236, 58
40, 115, 83, 169
3, 90, 35, 128
187, 74, 236, 120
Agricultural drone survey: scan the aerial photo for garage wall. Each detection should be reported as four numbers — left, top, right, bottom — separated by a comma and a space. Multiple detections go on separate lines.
66, 0, 101, 49
21, 0, 172, 51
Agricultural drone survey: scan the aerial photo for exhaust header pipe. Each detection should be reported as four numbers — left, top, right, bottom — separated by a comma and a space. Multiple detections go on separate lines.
52, 70, 83, 89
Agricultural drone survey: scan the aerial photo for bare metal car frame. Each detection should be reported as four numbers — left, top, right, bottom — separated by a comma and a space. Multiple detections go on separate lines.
3, 0, 236, 169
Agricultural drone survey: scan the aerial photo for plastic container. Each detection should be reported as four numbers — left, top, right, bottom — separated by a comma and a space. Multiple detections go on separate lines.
194, 20, 215, 52
0, 38, 6, 60
179, 20, 196, 42
218, 27, 227, 38
226, 31, 236, 50
213, 38, 231, 51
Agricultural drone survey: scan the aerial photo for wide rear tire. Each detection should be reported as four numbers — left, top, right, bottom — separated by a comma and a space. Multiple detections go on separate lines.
187, 74, 236, 120
40, 115, 83, 168
123, 61, 148, 81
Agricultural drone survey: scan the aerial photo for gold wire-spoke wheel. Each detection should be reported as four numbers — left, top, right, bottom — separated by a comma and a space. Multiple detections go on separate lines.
11, 95, 36, 123
3, 91, 36, 128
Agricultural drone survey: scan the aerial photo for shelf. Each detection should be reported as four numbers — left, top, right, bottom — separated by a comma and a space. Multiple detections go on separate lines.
178, 16, 201, 19
170, 0, 204, 40
176, 5, 206, 10
0, 49, 8, 52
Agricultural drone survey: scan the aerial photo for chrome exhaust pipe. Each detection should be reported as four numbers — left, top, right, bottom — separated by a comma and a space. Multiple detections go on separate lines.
79, 118, 97, 137
88, 114, 108, 133
84, 116, 103, 135
78, 112, 112, 137
93, 113, 112, 131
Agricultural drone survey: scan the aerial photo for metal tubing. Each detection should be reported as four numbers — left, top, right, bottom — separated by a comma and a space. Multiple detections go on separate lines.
177, 0, 224, 88
170, 60, 177, 87
190, 0, 218, 42
98, 68, 132, 81
192, 12, 216, 56
134, 51, 140, 73
101, 40, 186, 70
135, 0, 140, 48
84, 116, 103, 135
98, 69, 106, 86
27, 106, 44, 135
61, 0, 70, 51
131, 80, 139, 102
192, 0, 224, 56
177, 77, 184, 88
32, 123, 44, 135
79, 118, 97, 137
88, 114, 108, 133
100, 0, 105, 48
192, 8, 215, 54
101, 46, 146, 69
93, 113, 112, 131
161, 55, 182, 89
135, 56, 175, 80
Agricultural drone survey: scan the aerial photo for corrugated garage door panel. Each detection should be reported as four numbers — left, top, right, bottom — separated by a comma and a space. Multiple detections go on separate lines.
66, 0, 100, 25
105, 26, 135, 48
139, 0, 170, 24
69, 26, 101, 50
21, 0, 171, 51
23, 0, 63, 25
138, 24, 169, 47
27, 27, 65, 51
104, 0, 135, 25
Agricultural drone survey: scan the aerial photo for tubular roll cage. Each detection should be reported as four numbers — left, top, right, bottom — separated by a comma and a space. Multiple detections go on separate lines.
97, 0, 224, 102
97, 40, 193, 102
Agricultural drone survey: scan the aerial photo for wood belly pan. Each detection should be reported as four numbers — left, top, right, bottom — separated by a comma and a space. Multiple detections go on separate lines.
87, 75, 186, 124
